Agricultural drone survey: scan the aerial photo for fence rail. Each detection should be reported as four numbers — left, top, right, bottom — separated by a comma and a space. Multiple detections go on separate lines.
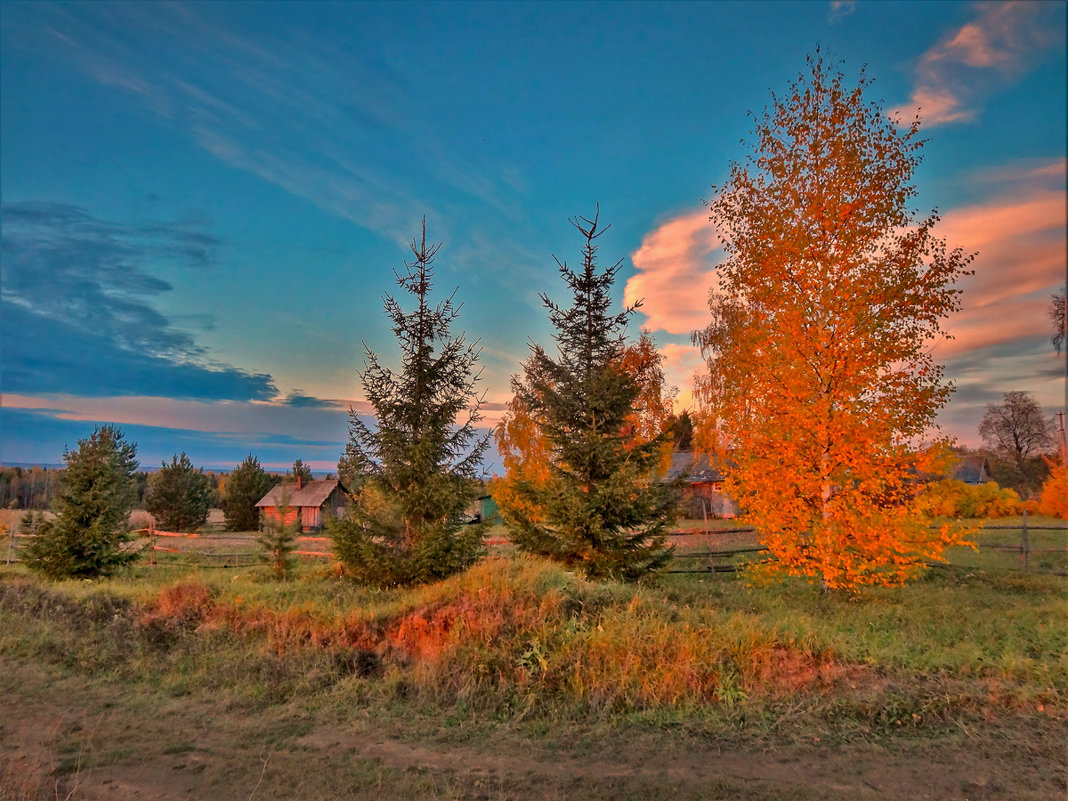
664, 512, 1066, 574
5, 514, 1065, 574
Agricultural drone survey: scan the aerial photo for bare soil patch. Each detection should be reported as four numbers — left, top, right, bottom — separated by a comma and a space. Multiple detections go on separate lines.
2, 658, 1063, 801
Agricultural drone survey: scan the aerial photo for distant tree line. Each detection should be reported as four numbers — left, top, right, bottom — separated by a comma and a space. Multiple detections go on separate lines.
0, 466, 62, 510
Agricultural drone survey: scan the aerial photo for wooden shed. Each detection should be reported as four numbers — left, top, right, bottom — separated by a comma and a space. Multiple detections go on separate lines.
256, 478, 347, 532
665, 452, 737, 519
476, 494, 502, 525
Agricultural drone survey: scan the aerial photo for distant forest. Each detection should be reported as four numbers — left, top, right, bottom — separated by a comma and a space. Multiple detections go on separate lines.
0, 466, 64, 510
1, 465, 246, 511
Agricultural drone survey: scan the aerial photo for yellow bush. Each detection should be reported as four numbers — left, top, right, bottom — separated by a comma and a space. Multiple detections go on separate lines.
916, 479, 1022, 519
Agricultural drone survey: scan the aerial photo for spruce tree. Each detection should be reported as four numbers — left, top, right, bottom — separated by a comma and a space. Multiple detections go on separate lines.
145, 453, 213, 532
291, 459, 314, 486
501, 209, 676, 580
23, 425, 140, 579
256, 484, 299, 579
331, 219, 489, 585
223, 454, 271, 532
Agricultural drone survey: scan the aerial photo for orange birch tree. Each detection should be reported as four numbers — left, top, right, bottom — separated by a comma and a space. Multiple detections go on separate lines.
693, 53, 974, 589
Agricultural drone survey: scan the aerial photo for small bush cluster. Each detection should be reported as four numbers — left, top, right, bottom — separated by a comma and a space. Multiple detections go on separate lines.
916, 479, 1022, 519
256, 515, 300, 579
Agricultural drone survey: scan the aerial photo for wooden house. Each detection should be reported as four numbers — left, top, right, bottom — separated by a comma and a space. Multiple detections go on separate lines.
950, 455, 992, 485
665, 452, 737, 519
256, 478, 347, 532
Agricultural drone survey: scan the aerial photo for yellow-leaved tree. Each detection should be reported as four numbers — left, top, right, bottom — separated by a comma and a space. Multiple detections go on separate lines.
693, 52, 974, 589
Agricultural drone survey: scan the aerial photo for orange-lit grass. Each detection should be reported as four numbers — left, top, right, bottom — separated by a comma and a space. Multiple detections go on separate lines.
3, 548, 1064, 729
134, 557, 843, 713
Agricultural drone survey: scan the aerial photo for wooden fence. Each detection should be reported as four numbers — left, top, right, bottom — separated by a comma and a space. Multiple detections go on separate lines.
5, 518, 1065, 574
664, 515, 1068, 575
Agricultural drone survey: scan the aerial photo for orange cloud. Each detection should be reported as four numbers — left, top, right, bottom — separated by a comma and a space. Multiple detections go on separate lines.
2, 394, 360, 435
897, 87, 972, 126
890, 3, 1058, 126
624, 210, 721, 336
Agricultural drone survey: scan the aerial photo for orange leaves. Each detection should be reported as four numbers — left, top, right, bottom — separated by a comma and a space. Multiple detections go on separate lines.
1037, 460, 1068, 519
617, 331, 677, 451
695, 53, 974, 589
493, 393, 552, 525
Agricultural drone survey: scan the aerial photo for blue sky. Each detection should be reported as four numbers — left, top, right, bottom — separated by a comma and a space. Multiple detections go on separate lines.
2, 0, 1065, 473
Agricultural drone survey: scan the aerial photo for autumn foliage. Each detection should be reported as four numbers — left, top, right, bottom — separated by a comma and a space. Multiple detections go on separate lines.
1037, 460, 1068, 519
693, 53, 974, 588
915, 479, 1022, 519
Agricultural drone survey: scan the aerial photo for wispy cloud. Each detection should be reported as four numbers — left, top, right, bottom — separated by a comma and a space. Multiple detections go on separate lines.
890, 2, 1061, 126
1, 396, 501, 473
935, 335, 1064, 444
1, 202, 277, 401
6, 1, 528, 244
828, 1, 856, 24
3, 393, 346, 439
934, 159, 1066, 356
0, 407, 346, 471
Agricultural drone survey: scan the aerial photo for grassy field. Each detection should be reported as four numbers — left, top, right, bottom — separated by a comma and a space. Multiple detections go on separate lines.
1, 516, 1065, 800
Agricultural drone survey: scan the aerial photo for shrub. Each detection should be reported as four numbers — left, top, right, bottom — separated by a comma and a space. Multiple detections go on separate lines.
1037, 460, 1068, 519
257, 507, 300, 579
916, 479, 1022, 519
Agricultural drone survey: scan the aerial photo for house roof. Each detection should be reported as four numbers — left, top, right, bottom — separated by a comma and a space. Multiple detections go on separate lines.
950, 455, 989, 485
665, 452, 727, 484
256, 479, 342, 508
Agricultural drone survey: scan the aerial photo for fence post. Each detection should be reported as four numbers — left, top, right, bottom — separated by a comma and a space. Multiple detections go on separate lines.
1021, 509, 1030, 570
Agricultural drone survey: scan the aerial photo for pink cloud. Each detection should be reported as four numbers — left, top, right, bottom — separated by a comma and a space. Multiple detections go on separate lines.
659, 342, 704, 412
935, 170, 1066, 356
3, 394, 360, 436
828, 1, 856, 24
627, 161, 1065, 421
890, 2, 1059, 127
895, 87, 973, 126
942, 21, 1004, 68
624, 210, 721, 336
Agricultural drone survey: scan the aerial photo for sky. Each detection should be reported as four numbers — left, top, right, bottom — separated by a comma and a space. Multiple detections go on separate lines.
1, 0, 1065, 474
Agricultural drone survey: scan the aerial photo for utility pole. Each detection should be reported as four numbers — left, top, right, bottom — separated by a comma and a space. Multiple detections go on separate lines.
1058, 411, 1067, 469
